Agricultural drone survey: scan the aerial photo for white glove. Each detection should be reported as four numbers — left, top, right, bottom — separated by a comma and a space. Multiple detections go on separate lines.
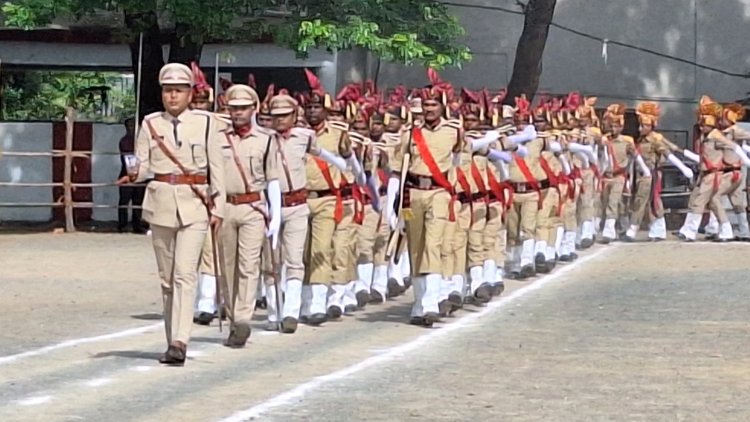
733, 144, 750, 167
386, 177, 400, 231
683, 149, 700, 163
635, 154, 652, 178
497, 161, 510, 180
266, 180, 282, 249
470, 130, 501, 152
559, 154, 572, 175
506, 125, 537, 145
515, 145, 528, 158
487, 149, 513, 163
347, 155, 366, 186
318, 148, 347, 171
742, 143, 750, 155
667, 153, 694, 179
568, 142, 595, 161
548, 141, 562, 153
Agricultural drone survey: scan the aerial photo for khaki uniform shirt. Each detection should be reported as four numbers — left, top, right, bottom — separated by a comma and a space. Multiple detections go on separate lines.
456, 130, 489, 194
220, 125, 280, 195
134, 109, 225, 228
306, 122, 351, 190
274, 128, 317, 193
605, 135, 635, 175
637, 132, 671, 169
721, 125, 750, 166
393, 118, 463, 176
700, 129, 728, 172
506, 136, 547, 182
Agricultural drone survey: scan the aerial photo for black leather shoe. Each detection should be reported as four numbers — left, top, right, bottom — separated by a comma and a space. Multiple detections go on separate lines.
387, 278, 404, 298
281, 317, 298, 334
409, 316, 425, 326
307, 313, 327, 326
403, 276, 412, 290
519, 265, 535, 279
490, 282, 505, 296
581, 238, 593, 249
558, 254, 573, 262
448, 292, 463, 312
158, 341, 186, 366
368, 290, 385, 304
255, 298, 267, 310
326, 306, 342, 320
355, 291, 370, 308
474, 283, 493, 303
423, 312, 441, 327
438, 300, 452, 317
225, 323, 251, 348
194, 312, 214, 326
344, 304, 358, 314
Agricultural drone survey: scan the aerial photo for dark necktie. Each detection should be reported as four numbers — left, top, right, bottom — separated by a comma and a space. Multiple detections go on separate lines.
172, 119, 181, 148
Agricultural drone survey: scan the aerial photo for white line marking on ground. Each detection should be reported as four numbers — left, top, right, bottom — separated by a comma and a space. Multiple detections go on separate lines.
217, 245, 619, 422
17, 395, 52, 406
0, 323, 163, 366
84, 378, 113, 388
130, 365, 153, 373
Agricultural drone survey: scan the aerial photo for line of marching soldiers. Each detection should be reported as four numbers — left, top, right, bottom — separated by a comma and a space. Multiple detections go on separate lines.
118, 62, 750, 366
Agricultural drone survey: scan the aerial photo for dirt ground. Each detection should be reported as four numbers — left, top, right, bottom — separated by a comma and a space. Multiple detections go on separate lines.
1, 234, 750, 422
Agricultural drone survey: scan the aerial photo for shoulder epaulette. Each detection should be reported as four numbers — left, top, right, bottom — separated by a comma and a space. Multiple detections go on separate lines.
444, 119, 463, 130
144, 111, 161, 121
328, 121, 350, 132
348, 131, 369, 144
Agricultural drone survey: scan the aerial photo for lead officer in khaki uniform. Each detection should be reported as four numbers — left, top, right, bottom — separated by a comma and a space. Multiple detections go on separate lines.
118, 63, 225, 366
219, 84, 281, 348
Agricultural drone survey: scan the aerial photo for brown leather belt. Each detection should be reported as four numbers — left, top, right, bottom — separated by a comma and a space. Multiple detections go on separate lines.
282, 189, 308, 207
405, 172, 449, 190
510, 179, 550, 194
154, 173, 208, 185
308, 185, 354, 200
227, 192, 262, 205
457, 192, 486, 204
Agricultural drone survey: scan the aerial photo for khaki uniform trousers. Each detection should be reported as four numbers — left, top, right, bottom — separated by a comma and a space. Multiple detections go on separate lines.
333, 198, 357, 283
263, 203, 310, 285
198, 232, 214, 275
630, 175, 664, 227
357, 200, 389, 266
151, 220, 207, 345
305, 196, 354, 285
404, 188, 452, 277
221, 202, 267, 324
560, 183, 578, 232
453, 201, 488, 276
576, 168, 596, 223
536, 187, 559, 244
506, 191, 541, 245
717, 170, 746, 214
602, 175, 627, 219
484, 201, 506, 264
688, 173, 725, 221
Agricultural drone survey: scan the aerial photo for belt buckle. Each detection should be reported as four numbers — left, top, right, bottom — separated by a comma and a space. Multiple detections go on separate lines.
401, 208, 414, 221
516, 184, 527, 193
308, 191, 319, 199
418, 177, 431, 190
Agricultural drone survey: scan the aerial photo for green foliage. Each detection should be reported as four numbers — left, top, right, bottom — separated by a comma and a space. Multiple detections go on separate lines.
2, 70, 135, 122
2, 0, 472, 69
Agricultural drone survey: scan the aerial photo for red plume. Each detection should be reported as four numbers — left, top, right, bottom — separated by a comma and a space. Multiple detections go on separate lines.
565, 91, 582, 111
460, 88, 480, 104
515, 95, 531, 116
427, 68, 442, 86
190, 62, 210, 90
247, 73, 257, 89
304, 68, 322, 92
264, 83, 275, 104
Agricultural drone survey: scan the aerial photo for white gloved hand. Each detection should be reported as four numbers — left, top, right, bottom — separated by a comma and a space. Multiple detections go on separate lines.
317, 148, 347, 171
470, 130, 501, 152
515, 145, 528, 158
506, 125, 537, 145
386, 177, 400, 231
733, 144, 750, 167
265, 180, 282, 249
683, 149, 700, 163
667, 153, 694, 179
548, 141, 562, 153
635, 154, 652, 178
568, 142, 595, 160
487, 149, 513, 163
347, 155, 366, 186
559, 154, 572, 175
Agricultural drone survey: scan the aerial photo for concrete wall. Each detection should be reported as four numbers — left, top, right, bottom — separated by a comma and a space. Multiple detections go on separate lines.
341, 0, 750, 136
0, 122, 126, 222
0, 123, 53, 221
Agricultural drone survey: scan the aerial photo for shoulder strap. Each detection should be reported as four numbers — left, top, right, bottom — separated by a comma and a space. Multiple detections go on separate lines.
274, 135, 295, 191
411, 127, 453, 192
224, 131, 253, 193
145, 119, 189, 175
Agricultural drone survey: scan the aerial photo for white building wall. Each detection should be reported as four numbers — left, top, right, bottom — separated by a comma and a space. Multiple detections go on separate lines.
91, 123, 125, 222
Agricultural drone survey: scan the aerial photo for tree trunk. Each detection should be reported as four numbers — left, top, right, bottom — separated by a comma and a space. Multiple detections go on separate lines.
124, 7, 164, 119
168, 24, 204, 65
504, 0, 557, 104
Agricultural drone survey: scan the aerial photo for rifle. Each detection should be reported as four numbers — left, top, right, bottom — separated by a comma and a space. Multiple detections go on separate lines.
270, 238, 284, 331
210, 225, 229, 332
384, 152, 410, 263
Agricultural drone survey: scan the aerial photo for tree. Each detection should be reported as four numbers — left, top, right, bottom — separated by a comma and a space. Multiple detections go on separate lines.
3, 0, 472, 117
504, 0, 557, 103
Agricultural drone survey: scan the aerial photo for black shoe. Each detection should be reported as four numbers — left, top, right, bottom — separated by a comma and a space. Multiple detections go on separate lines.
132, 226, 148, 234
448, 292, 463, 313
158, 341, 186, 366
490, 282, 505, 296
409, 316, 425, 326
423, 312, 441, 326
344, 304, 358, 314
474, 283, 493, 303
403, 277, 412, 290
117, 225, 127, 233
581, 238, 593, 249
599, 237, 611, 245
713, 238, 729, 243
519, 265, 535, 279
281, 317, 298, 334
307, 313, 327, 326
225, 323, 251, 348
559, 254, 573, 262
368, 290, 385, 304
355, 290, 370, 308
570, 252, 579, 260
387, 278, 404, 298
705, 234, 718, 241
546, 260, 556, 272
194, 312, 214, 326
255, 298, 267, 310
326, 306, 343, 320
438, 300, 452, 317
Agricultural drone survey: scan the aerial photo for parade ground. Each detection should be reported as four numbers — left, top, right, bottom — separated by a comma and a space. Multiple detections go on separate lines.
1, 234, 750, 421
